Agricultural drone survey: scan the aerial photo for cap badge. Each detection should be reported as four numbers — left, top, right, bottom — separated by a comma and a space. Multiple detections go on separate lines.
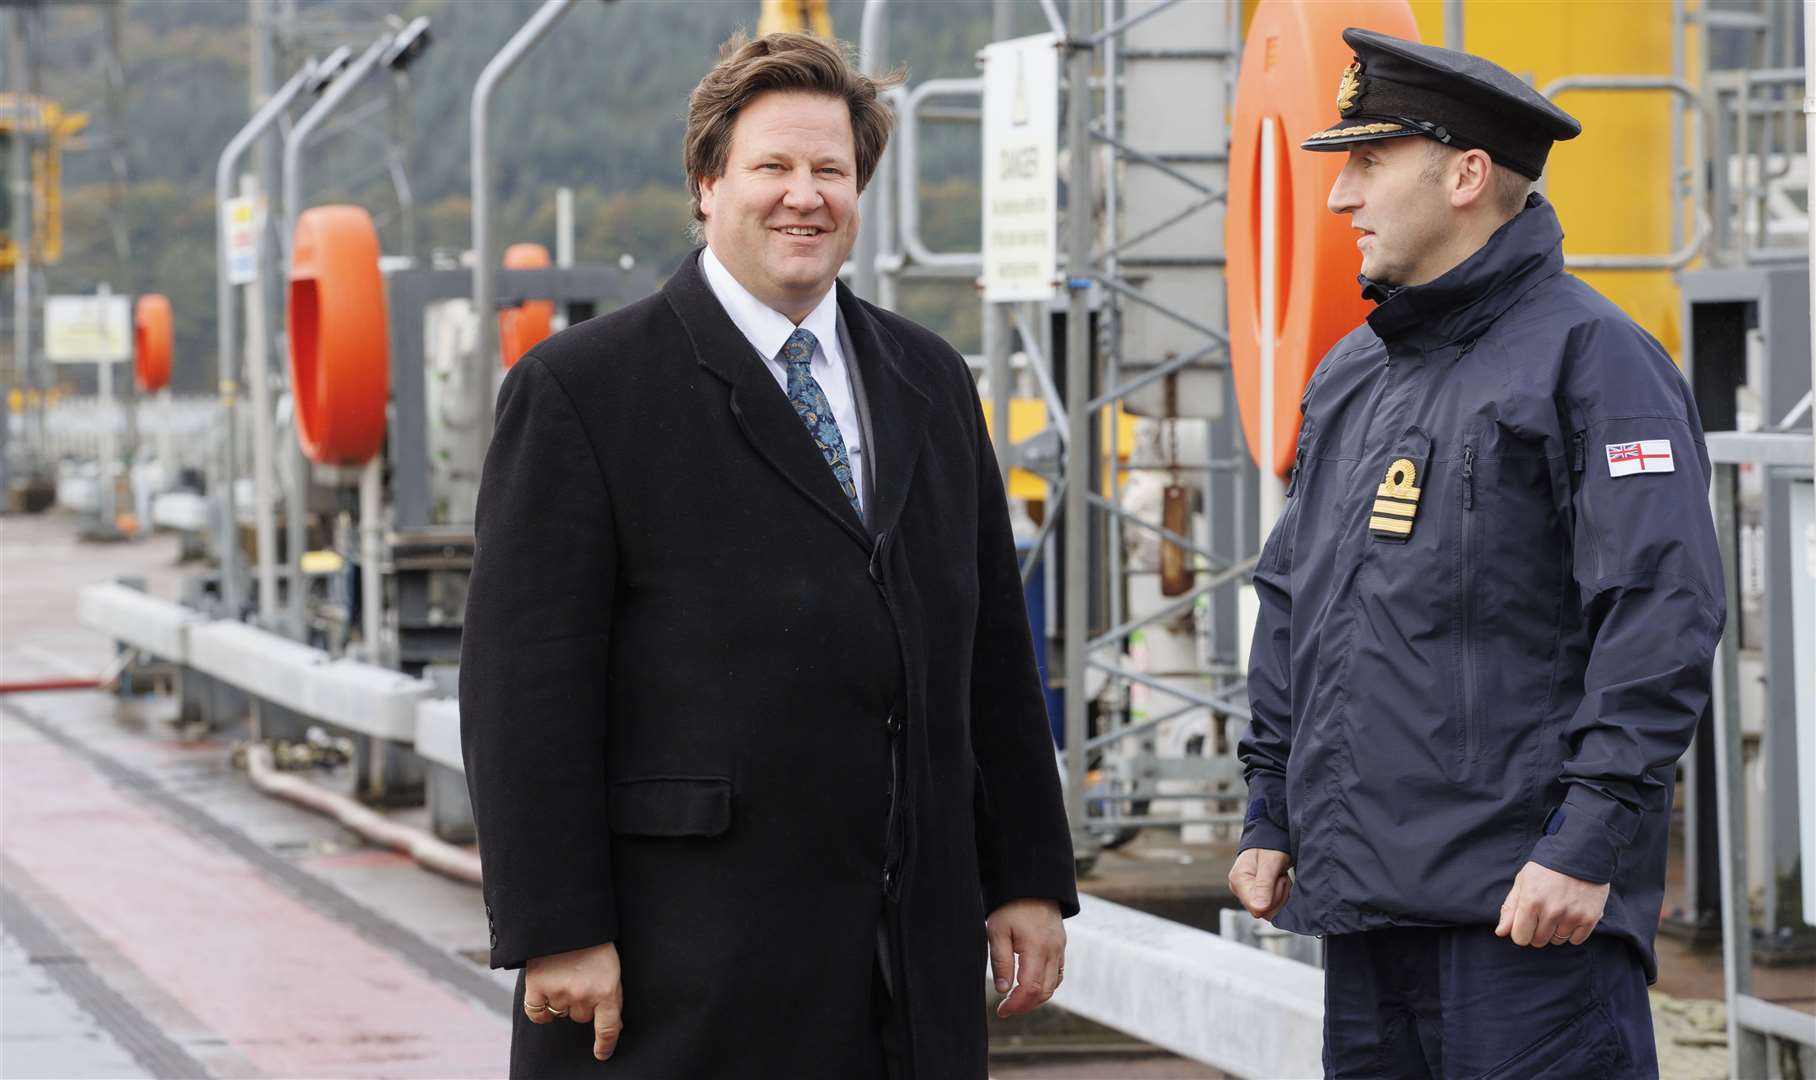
1337, 60, 1362, 114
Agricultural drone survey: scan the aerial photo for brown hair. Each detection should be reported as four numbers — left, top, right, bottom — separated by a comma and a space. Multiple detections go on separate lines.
684, 31, 905, 228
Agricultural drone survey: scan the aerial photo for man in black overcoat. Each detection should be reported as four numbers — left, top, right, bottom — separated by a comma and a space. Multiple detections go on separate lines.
460, 31, 1079, 1079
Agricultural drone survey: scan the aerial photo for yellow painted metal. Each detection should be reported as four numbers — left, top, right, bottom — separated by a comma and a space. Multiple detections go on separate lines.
1243, 2, 1691, 363
982, 398, 1139, 502
757, 0, 832, 38
1407, 1, 1689, 361
0, 94, 88, 269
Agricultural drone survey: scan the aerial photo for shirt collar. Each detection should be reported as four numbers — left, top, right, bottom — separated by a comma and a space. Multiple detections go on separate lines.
701, 244, 840, 362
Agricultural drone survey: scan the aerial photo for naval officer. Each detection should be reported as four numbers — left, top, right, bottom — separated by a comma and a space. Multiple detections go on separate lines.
461, 30, 1077, 1080
1231, 28, 1723, 1076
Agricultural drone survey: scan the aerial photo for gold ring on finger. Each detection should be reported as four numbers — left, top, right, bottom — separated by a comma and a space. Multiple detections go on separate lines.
548, 1007, 569, 1018
525, 1001, 549, 1013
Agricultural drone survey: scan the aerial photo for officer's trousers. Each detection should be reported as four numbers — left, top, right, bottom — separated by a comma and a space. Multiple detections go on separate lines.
1322, 925, 1657, 1079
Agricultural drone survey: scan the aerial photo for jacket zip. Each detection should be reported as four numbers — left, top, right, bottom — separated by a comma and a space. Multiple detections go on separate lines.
1459, 445, 1478, 762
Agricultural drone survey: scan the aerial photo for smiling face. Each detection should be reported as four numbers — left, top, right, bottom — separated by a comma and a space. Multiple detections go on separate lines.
698, 90, 860, 323
1325, 136, 1457, 288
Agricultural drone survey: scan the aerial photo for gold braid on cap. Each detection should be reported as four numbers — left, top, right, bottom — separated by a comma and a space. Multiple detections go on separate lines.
1304, 121, 1405, 141
1336, 60, 1362, 113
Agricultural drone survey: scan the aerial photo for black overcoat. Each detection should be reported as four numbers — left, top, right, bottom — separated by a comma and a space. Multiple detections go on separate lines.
460, 250, 1079, 1078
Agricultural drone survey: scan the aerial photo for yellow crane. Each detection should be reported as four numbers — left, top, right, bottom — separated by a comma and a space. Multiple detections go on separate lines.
0, 94, 88, 271
757, 0, 831, 37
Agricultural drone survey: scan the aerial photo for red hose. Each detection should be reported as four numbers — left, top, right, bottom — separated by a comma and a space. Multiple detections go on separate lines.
0, 677, 103, 694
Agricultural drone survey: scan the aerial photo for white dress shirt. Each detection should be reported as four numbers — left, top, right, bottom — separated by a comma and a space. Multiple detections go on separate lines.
701, 244, 865, 512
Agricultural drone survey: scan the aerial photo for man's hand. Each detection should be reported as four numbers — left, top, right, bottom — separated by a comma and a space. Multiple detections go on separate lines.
1495, 861, 1609, 948
1229, 847, 1293, 921
987, 898, 1066, 1018
524, 941, 624, 1061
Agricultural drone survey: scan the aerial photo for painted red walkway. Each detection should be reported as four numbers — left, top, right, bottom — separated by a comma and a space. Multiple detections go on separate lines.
1, 731, 509, 1078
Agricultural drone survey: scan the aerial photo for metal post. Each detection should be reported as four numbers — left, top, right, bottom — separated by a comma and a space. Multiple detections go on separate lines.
985, 0, 1015, 477
245, 176, 280, 621
104, 2, 139, 478
854, 0, 889, 302
1257, 118, 1284, 529
1713, 462, 1768, 1077
556, 186, 575, 269
1805, 0, 1814, 485
360, 456, 384, 665
217, 59, 314, 619
1102, 0, 1122, 644
1443, 0, 1464, 50
389, 70, 418, 265
284, 35, 392, 639
1062, 0, 1097, 863
97, 286, 118, 531
9, 9, 36, 485
472, 0, 577, 515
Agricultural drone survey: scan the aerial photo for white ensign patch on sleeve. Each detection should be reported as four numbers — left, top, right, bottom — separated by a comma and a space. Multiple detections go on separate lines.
1605, 439, 1675, 477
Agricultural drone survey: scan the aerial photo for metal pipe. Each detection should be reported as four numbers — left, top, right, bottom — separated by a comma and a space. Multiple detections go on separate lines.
1443, 0, 1464, 50
472, 0, 577, 510
1011, 308, 1069, 440
1086, 0, 1182, 47
217, 59, 316, 620
896, 77, 986, 269
282, 35, 393, 640
1062, 0, 1094, 861
853, 0, 889, 302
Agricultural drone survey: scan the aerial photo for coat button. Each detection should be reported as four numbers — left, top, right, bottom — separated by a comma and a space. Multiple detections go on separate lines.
489, 932, 498, 948
885, 710, 903, 735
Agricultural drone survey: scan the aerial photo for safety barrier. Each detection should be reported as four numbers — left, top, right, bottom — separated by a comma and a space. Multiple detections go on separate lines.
1056, 895, 1324, 1077
75, 583, 207, 665
183, 620, 428, 741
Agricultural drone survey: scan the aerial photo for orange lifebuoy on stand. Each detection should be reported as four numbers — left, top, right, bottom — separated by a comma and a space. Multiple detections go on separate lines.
288, 205, 389, 466
1227, 0, 1420, 478
498, 242, 554, 369
134, 294, 172, 393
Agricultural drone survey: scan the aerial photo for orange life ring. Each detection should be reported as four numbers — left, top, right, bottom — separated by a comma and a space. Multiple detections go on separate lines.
133, 294, 172, 393
498, 242, 554, 369
288, 205, 389, 466
1226, 0, 1420, 478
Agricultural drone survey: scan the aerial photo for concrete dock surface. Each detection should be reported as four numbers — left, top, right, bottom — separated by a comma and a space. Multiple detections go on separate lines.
1, 511, 1809, 1078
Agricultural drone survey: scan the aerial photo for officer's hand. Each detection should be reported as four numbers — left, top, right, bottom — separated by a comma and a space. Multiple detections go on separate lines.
1494, 861, 1609, 948
524, 941, 624, 1061
1229, 847, 1294, 922
987, 898, 1067, 1018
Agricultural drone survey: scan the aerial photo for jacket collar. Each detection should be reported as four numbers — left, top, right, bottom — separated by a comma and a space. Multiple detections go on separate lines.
1362, 194, 1565, 357
663, 248, 928, 550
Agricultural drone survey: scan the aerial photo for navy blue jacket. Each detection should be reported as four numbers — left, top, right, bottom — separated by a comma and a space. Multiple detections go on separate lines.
1237, 196, 1724, 980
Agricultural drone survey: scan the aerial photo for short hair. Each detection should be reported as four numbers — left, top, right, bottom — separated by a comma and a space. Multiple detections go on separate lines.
683, 31, 905, 229
1420, 139, 1533, 218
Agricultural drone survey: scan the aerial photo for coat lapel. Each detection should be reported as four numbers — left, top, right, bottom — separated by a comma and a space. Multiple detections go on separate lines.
664, 250, 871, 551
834, 282, 929, 544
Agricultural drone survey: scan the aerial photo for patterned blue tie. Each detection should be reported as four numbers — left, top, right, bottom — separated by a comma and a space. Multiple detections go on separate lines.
778, 327, 861, 518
